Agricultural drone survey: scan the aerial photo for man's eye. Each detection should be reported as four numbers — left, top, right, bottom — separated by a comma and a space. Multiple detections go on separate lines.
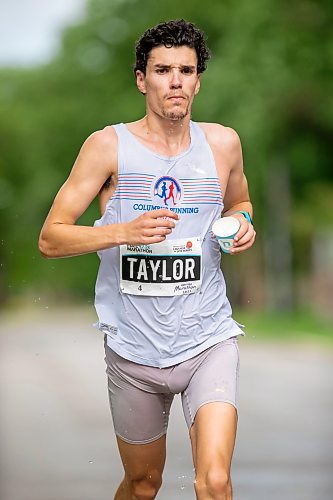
182, 67, 194, 74
156, 68, 168, 74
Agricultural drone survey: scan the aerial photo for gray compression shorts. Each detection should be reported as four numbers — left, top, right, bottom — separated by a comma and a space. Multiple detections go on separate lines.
104, 336, 240, 445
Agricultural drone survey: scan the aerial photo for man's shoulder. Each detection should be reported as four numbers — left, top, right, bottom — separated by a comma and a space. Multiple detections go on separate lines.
197, 122, 241, 152
84, 125, 118, 151
76, 126, 118, 175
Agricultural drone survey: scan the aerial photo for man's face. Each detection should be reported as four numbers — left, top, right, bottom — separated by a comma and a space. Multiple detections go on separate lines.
136, 45, 201, 121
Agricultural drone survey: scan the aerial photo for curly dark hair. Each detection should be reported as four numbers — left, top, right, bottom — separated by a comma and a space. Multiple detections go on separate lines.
134, 19, 210, 75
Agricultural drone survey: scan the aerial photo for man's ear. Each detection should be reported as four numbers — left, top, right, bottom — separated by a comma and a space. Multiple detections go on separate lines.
194, 75, 201, 95
136, 70, 146, 95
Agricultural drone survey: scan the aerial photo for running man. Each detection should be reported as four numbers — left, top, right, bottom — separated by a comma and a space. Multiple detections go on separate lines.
39, 19, 256, 500
155, 180, 168, 204
165, 181, 175, 205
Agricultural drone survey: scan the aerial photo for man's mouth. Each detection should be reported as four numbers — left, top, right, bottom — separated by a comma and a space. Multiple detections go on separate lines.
167, 95, 186, 100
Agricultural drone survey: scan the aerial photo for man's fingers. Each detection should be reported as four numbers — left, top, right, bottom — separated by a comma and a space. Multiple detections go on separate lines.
230, 233, 256, 254
141, 216, 177, 229
234, 225, 255, 246
142, 227, 173, 237
141, 234, 168, 244
233, 234, 250, 246
146, 208, 179, 221
234, 222, 250, 241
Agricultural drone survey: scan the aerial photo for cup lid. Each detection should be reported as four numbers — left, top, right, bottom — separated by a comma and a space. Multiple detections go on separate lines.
212, 216, 240, 238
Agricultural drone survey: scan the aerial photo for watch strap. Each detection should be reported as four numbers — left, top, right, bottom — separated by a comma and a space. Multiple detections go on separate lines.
233, 210, 252, 224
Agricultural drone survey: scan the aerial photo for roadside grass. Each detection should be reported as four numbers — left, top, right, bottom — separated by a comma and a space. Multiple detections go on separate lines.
234, 309, 333, 345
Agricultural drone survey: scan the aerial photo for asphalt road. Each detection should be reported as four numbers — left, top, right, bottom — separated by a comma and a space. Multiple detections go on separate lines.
0, 307, 332, 500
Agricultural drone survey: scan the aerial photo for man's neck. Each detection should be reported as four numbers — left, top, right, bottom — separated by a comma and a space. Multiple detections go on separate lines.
138, 114, 191, 156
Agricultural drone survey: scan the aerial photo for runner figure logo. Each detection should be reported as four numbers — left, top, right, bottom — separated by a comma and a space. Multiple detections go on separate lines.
153, 176, 182, 207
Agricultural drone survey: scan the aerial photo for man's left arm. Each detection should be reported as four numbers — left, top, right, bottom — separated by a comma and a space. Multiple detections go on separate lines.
218, 127, 256, 254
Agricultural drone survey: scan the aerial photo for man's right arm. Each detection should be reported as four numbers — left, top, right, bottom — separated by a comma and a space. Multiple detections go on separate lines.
39, 127, 178, 258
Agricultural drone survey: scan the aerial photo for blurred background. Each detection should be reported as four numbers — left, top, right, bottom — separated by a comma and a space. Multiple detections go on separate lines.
0, 0, 332, 499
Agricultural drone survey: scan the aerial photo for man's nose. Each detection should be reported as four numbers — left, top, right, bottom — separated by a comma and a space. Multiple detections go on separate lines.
170, 69, 182, 88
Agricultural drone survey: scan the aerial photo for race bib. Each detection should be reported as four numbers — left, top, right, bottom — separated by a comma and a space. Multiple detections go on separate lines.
120, 237, 202, 296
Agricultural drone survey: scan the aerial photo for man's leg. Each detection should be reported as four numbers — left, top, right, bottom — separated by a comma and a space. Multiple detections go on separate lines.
114, 434, 166, 500
190, 402, 237, 500
181, 337, 240, 500
104, 344, 174, 499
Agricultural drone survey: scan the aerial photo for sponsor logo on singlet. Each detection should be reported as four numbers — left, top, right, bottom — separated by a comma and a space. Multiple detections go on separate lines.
153, 176, 182, 207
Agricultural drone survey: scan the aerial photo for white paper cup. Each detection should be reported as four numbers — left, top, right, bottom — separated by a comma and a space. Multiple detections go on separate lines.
212, 216, 240, 253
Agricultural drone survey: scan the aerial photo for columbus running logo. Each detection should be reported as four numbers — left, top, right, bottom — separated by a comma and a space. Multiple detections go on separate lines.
153, 176, 182, 207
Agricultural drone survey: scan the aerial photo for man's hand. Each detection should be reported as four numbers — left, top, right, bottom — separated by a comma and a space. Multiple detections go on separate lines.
118, 209, 179, 245
229, 214, 256, 254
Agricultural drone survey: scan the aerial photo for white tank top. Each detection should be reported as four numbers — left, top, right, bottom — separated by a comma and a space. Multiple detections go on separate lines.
94, 121, 244, 368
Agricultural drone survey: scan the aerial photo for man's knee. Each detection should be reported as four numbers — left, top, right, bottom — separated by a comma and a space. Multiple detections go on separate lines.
131, 474, 162, 500
194, 468, 232, 499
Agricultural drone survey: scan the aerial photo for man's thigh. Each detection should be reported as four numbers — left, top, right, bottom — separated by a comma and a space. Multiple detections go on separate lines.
181, 336, 240, 430
104, 342, 174, 444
